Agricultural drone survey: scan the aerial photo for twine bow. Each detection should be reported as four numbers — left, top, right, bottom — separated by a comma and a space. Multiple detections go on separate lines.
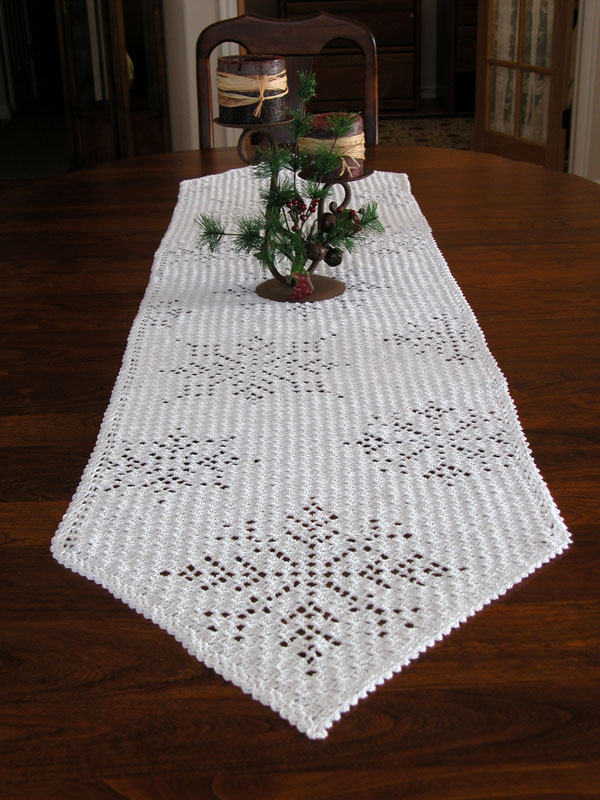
216, 69, 288, 117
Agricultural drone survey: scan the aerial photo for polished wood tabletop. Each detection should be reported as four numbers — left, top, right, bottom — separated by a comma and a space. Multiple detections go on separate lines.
1, 146, 599, 799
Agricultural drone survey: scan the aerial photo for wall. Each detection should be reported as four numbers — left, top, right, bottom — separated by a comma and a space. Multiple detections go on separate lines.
163, 0, 238, 150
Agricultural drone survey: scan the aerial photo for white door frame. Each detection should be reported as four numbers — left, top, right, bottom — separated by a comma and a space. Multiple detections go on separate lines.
569, 0, 600, 181
215, 0, 240, 147
164, 0, 240, 151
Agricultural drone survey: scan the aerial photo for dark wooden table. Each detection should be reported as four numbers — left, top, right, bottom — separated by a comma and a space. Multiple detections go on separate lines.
1, 146, 598, 799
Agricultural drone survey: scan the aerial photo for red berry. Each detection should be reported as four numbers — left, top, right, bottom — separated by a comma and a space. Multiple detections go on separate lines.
289, 273, 313, 301
292, 225, 299, 232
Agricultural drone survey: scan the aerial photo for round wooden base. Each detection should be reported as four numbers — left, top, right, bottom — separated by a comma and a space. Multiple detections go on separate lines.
255, 275, 346, 303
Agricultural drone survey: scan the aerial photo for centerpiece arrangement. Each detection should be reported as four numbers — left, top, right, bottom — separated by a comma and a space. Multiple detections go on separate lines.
196, 70, 384, 302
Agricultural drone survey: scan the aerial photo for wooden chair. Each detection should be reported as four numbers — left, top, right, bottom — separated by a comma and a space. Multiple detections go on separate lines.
196, 13, 378, 149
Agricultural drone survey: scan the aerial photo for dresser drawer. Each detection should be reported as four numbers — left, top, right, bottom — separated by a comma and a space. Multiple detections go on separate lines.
306, 51, 416, 113
281, 0, 417, 48
280, 1, 420, 114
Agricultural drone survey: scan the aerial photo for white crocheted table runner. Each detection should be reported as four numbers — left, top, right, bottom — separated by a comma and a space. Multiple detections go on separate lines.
52, 168, 570, 739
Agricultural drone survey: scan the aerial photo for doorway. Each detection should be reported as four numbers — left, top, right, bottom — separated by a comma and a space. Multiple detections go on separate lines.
379, 0, 477, 148
474, 0, 577, 170
0, 0, 70, 191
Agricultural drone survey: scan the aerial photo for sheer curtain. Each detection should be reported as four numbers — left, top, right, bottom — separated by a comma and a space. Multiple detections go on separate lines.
489, 0, 554, 144
521, 0, 554, 143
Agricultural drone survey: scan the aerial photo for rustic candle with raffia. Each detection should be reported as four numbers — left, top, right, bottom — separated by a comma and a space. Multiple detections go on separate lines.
299, 112, 365, 181
216, 55, 288, 126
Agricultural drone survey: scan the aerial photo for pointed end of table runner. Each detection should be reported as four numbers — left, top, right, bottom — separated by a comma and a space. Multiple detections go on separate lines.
52, 534, 570, 740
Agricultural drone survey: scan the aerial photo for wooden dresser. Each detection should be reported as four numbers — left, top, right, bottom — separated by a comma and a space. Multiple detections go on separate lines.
279, 0, 421, 114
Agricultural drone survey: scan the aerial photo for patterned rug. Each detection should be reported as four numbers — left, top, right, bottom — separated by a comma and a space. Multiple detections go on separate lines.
379, 117, 474, 150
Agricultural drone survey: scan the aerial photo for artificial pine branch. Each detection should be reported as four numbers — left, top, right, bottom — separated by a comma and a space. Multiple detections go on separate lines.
234, 215, 264, 255
327, 111, 359, 139
252, 144, 288, 181
195, 214, 226, 252
301, 179, 331, 203
319, 213, 358, 251
195, 70, 384, 294
259, 177, 297, 208
307, 144, 346, 179
297, 70, 317, 104
274, 228, 307, 270
287, 113, 314, 143
357, 201, 385, 234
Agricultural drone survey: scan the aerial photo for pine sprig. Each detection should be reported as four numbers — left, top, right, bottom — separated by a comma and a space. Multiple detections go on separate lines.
319, 213, 358, 251
273, 228, 307, 270
285, 72, 316, 142
300, 178, 332, 203
317, 203, 385, 255
233, 215, 264, 255
357, 201, 385, 234
195, 214, 226, 252
252, 144, 288, 181
287, 112, 314, 143
326, 111, 359, 138
297, 70, 317, 105
259, 176, 297, 208
307, 143, 345, 179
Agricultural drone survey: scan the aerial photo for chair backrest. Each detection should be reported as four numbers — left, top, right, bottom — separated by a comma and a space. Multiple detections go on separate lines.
196, 13, 378, 149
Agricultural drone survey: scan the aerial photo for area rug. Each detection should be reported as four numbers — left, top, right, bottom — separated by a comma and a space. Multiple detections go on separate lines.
379, 116, 474, 149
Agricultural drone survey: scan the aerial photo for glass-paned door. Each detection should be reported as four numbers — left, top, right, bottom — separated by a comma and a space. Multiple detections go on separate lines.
474, 0, 575, 169
55, 0, 125, 167
55, 0, 169, 168
120, 0, 170, 155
